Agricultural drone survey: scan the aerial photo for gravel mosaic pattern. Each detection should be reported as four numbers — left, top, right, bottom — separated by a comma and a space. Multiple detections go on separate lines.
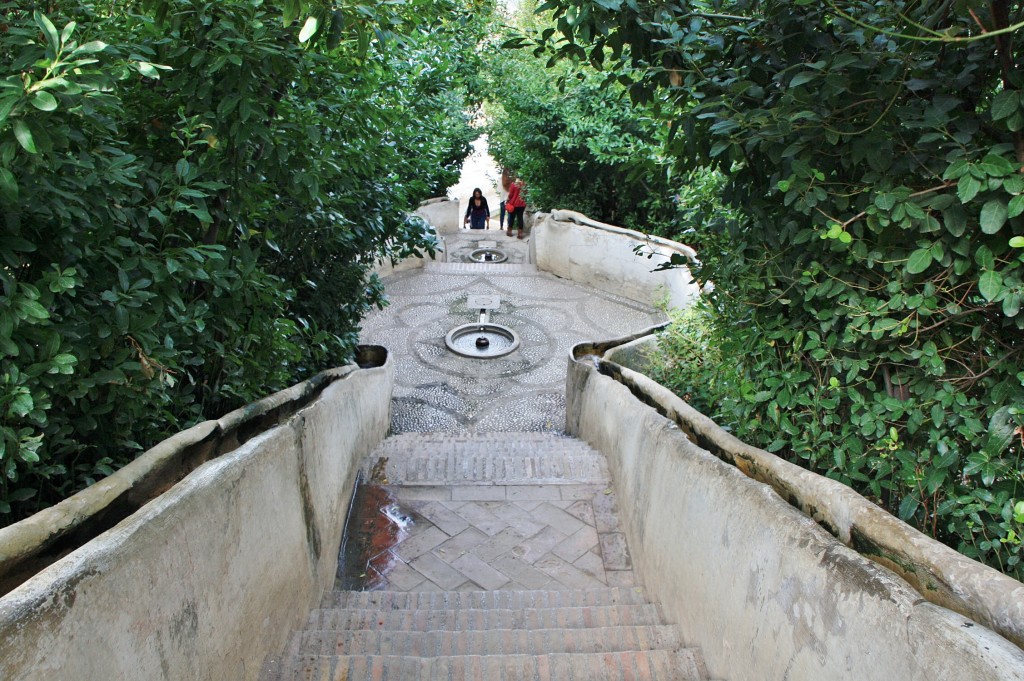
442, 229, 531, 265
362, 231, 666, 433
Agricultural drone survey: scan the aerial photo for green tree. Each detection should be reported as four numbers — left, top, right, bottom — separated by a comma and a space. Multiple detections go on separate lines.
533, 0, 1024, 577
0, 0, 491, 524
484, 1, 678, 230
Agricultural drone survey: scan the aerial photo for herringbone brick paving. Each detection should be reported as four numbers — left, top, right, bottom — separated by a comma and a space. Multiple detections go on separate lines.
262, 433, 710, 681
350, 433, 629, 592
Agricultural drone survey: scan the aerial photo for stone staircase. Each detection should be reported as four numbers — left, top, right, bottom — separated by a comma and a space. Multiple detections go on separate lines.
261, 433, 710, 681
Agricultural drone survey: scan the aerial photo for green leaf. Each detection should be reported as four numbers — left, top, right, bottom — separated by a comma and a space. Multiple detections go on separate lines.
135, 62, 161, 79
13, 120, 37, 153
299, 16, 319, 43
898, 494, 919, 520
943, 159, 969, 180
979, 154, 1015, 176
1003, 291, 1021, 317
30, 91, 58, 112
9, 391, 33, 417
1004, 174, 1024, 194
924, 468, 947, 495
283, 0, 301, 25
709, 140, 732, 157
0, 335, 18, 356
976, 244, 996, 270
1008, 195, 1024, 218
978, 270, 1004, 302
0, 168, 17, 201
942, 205, 967, 236
984, 407, 1016, 456
0, 95, 18, 126
980, 199, 1008, 234
789, 72, 818, 88
992, 90, 1019, 121
874, 193, 896, 211
906, 248, 933, 274
34, 12, 60, 52
61, 20, 77, 43
15, 298, 48, 320
70, 40, 108, 55
1010, 236, 1024, 248
957, 175, 981, 203
9, 488, 36, 502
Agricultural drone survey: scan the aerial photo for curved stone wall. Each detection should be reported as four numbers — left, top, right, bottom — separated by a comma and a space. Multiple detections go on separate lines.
530, 210, 702, 309
0, 352, 394, 681
400, 204, 703, 311
567, 337, 1024, 681
414, 197, 461, 234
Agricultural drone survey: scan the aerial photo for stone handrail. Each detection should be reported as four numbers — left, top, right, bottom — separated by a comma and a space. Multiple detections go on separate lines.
0, 355, 370, 596
531, 210, 702, 309
549, 209, 700, 264
567, 337, 1024, 680
575, 333, 1024, 650
0, 347, 393, 680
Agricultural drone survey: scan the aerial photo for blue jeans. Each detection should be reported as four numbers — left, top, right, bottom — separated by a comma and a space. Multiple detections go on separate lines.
470, 213, 486, 229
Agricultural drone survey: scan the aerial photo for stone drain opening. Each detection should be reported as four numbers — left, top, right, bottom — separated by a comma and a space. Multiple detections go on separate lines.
444, 294, 520, 358
467, 247, 508, 263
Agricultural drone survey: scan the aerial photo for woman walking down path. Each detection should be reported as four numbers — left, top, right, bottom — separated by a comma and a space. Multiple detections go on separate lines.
505, 176, 526, 238
464, 188, 490, 229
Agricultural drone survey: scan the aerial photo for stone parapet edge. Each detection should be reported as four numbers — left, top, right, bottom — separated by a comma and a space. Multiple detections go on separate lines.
567, 334, 1024, 679
0, 346, 384, 596
0, 347, 394, 680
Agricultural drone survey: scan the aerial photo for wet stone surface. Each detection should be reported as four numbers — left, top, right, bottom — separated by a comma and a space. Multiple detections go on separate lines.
335, 478, 636, 592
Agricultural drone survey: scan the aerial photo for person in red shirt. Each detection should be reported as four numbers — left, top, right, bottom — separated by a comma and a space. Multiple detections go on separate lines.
505, 175, 526, 239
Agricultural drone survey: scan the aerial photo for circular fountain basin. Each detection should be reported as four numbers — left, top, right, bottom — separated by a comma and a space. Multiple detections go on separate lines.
445, 323, 520, 358
467, 248, 508, 264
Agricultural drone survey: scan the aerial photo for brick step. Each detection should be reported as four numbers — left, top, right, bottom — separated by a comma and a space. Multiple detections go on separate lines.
305, 603, 667, 632
362, 433, 609, 485
296, 625, 683, 657
320, 587, 650, 611
280, 649, 705, 681
424, 261, 538, 274
367, 432, 606, 457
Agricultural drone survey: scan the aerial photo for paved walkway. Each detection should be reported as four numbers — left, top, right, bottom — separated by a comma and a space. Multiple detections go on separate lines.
263, 433, 709, 680
360, 229, 666, 434
259, 229, 710, 680
338, 433, 634, 593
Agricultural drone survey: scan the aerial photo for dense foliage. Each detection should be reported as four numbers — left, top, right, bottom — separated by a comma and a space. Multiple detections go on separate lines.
483, 1, 682, 230
0, 0, 488, 524
523, 0, 1024, 578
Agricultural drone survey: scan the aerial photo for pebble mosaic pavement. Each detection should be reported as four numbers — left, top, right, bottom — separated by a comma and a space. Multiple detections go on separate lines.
360, 229, 666, 434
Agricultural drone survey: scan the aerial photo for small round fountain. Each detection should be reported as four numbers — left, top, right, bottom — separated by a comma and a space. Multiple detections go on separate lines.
467, 247, 508, 264
445, 294, 520, 358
